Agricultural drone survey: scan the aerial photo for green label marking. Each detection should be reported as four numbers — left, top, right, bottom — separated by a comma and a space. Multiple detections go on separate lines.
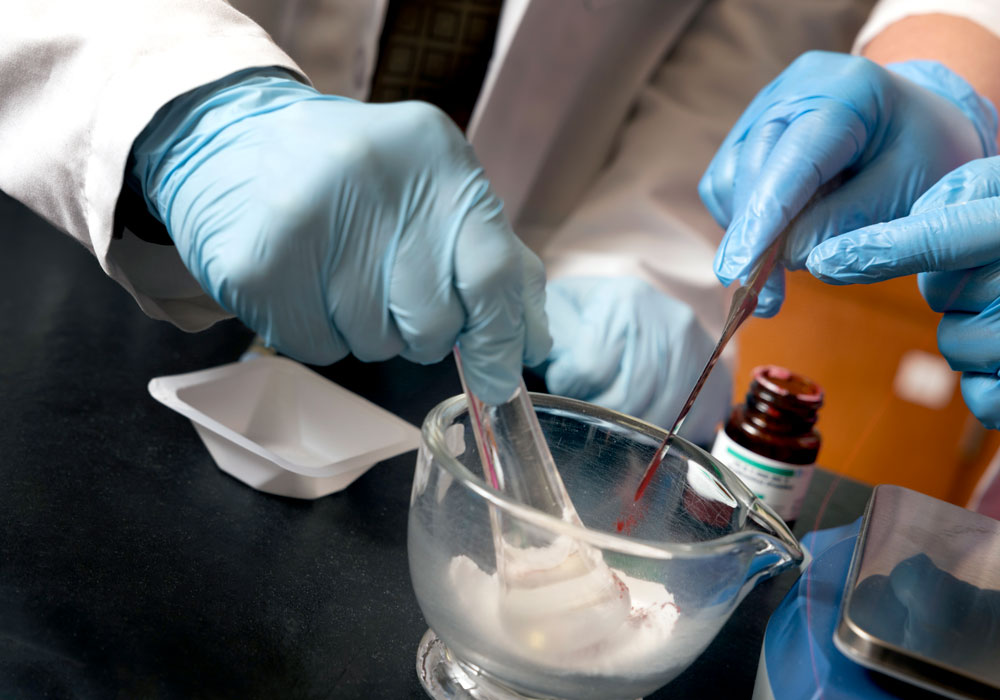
727, 447, 795, 477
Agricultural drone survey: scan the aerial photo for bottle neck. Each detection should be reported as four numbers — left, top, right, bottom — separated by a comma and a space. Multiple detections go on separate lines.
743, 389, 820, 436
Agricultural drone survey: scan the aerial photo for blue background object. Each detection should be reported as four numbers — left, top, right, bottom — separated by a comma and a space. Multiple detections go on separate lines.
760, 520, 948, 699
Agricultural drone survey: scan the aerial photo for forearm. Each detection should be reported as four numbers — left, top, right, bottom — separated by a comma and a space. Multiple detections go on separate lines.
0, 2, 301, 234
0, 1, 303, 327
863, 14, 1000, 121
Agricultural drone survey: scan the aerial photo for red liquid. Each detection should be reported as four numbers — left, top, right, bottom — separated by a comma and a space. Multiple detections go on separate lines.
614, 496, 649, 536
633, 456, 661, 502
633, 436, 674, 502
610, 439, 671, 535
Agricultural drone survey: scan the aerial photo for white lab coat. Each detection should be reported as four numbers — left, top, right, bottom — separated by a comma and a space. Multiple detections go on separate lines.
1, 0, 998, 337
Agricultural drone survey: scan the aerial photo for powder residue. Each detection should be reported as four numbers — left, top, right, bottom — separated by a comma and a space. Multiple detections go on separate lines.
447, 553, 683, 678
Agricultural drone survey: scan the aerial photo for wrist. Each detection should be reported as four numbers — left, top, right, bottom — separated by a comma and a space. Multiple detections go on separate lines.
128, 67, 320, 229
886, 59, 999, 157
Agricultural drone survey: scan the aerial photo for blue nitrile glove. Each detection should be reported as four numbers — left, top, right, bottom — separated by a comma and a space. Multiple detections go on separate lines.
543, 277, 731, 446
130, 69, 550, 404
806, 156, 1000, 428
851, 553, 1000, 674
700, 51, 997, 318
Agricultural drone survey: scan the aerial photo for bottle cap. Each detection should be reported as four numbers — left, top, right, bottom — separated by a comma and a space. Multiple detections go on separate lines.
753, 365, 823, 406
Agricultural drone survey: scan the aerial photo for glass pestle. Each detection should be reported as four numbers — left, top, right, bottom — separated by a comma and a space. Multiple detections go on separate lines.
453, 347, 631, 652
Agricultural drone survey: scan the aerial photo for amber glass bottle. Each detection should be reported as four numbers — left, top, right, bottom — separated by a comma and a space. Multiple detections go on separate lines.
710, 365, 823, 524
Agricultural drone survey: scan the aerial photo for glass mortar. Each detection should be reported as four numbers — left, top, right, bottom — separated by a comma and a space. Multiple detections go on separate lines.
409, 393, 802, 700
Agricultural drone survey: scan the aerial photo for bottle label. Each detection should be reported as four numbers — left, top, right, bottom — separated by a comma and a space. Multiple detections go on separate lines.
710, 430, 813, 522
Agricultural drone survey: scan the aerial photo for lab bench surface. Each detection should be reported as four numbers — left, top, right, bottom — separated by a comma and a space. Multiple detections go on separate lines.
0, 192, 872, 699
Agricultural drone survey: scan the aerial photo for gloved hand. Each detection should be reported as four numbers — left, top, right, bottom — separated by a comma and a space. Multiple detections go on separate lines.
700, 51, 997, 317
851, 553, 1000, 673
806, 156, 1000, 429
130, 69, 550, 404
543, 276, 731, 446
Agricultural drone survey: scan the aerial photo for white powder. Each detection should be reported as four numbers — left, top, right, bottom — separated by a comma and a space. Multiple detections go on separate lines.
447, 552, 683, 678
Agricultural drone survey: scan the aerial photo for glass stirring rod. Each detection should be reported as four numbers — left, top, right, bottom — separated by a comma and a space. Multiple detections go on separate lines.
452, 345, 577, 519
452, 346, 633, 651
633, 230, 790, 502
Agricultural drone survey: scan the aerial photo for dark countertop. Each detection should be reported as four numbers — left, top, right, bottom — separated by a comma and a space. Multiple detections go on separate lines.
0, 192, 872, 699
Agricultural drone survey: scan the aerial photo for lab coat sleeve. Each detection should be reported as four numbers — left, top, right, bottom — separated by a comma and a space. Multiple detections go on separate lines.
853, 0, 1000, 52
0, 1, 306, 330
539, 143, 731, 342
539, 0, 876, 343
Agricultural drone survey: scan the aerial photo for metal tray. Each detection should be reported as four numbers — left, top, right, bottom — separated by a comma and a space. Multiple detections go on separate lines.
834, 485, 1000, 699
